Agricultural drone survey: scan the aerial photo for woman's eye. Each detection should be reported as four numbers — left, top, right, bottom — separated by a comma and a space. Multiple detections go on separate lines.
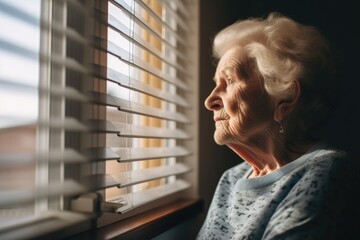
227, 78, 235, 85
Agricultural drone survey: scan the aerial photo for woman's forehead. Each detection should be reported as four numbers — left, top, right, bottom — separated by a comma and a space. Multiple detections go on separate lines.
216, 48, 246, 70
214, 47, 249, 78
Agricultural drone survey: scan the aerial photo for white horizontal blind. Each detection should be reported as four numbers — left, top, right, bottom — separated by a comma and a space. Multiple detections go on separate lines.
0, 0, 194, 237
97, 0, 193, 214
0, 0, 94, 238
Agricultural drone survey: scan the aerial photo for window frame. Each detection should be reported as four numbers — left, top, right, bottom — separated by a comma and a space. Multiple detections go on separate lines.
0, 0, 201, 238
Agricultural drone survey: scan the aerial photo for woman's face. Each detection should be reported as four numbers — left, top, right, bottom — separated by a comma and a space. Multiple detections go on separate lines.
205, 47, 274, 145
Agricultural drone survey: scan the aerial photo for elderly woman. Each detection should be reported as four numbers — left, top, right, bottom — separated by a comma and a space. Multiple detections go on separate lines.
197, 13, 356, 239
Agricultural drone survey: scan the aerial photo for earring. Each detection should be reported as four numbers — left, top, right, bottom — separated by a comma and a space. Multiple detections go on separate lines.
279, 121, 284, 134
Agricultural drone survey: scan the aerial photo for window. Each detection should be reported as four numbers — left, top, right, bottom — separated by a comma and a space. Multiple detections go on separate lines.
0, 0, 40, 227
99, 0, 194, 216
0, 0, 199, 239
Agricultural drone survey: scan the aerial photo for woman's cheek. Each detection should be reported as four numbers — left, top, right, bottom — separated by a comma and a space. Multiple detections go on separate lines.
228, 119, 242, 136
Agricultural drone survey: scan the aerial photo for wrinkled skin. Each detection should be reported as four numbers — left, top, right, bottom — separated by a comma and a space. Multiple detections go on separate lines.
205, 47, 274, 147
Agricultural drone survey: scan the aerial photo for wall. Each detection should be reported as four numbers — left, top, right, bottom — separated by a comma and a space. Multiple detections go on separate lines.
198, 0, 359, 235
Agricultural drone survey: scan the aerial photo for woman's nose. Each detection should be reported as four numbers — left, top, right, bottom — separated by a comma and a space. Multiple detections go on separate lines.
204, 88, 223, 111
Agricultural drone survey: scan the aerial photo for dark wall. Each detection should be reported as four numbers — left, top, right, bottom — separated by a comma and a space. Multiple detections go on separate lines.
198, 0, 360, 233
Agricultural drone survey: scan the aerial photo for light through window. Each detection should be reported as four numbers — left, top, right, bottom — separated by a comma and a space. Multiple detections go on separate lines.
102, 0, 191, 212
0, 0, 41, 225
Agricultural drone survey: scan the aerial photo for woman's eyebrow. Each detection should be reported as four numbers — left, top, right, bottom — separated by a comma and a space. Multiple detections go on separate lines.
224, 62, 250, 79
212, 66, 236, 84
220, 66, 236, 76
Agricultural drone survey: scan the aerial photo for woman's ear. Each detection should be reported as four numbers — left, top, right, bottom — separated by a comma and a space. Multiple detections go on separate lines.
274, 80, 301, 122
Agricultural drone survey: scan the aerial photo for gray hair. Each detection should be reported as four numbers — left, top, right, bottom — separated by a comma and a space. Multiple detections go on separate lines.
213, 12, 339, 136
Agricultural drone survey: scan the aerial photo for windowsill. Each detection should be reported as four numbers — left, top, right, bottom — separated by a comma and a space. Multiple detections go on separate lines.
68, 198, 204, 240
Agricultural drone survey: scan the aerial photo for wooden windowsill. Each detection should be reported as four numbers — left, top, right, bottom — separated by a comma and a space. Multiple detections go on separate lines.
69, 198, 204, 240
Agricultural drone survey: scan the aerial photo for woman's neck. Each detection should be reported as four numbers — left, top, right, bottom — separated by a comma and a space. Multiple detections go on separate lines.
228, 138, 318, 178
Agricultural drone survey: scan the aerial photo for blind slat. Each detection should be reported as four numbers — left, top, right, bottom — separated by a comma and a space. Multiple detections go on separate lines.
0, 149, 87, 167
86, 148, 119, 161
91, 163, 190, 190
87, 146, 190, 162
40, 118, 189, 139
73, 118, 190, 140
82, 174, 120, 190
0, 146, 190, 166
114, 146, 190, 162
113, 179, 190, 214
113, 122, 190, 139
42, 118, 89, 131
127, 179, 190, 209
50, 86, 88, 102
116, 163, 190, 188
0, 180, 87, 208
91, 92, 190, 123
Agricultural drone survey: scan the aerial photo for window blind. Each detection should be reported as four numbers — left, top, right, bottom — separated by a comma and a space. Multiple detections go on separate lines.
0, 0, 195, 237
0, 0, 92, 239
89, 0, 194, 215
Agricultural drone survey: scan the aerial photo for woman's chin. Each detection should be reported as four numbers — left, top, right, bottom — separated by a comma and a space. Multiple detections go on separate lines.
213, 133, 229, 145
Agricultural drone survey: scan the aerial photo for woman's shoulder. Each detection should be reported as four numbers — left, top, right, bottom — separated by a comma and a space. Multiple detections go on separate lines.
310, 145, 347, 160
290, 144, 356, 196
302, 145, 349, 175
289, 142, 347, 174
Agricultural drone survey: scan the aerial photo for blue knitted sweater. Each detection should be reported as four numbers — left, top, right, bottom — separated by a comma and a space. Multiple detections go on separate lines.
197, 143, 356, 240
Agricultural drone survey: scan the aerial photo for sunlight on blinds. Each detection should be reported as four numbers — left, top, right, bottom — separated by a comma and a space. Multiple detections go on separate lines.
138, 0, 165, 190
105, 0, 134, 200
103, 0, 191, 209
